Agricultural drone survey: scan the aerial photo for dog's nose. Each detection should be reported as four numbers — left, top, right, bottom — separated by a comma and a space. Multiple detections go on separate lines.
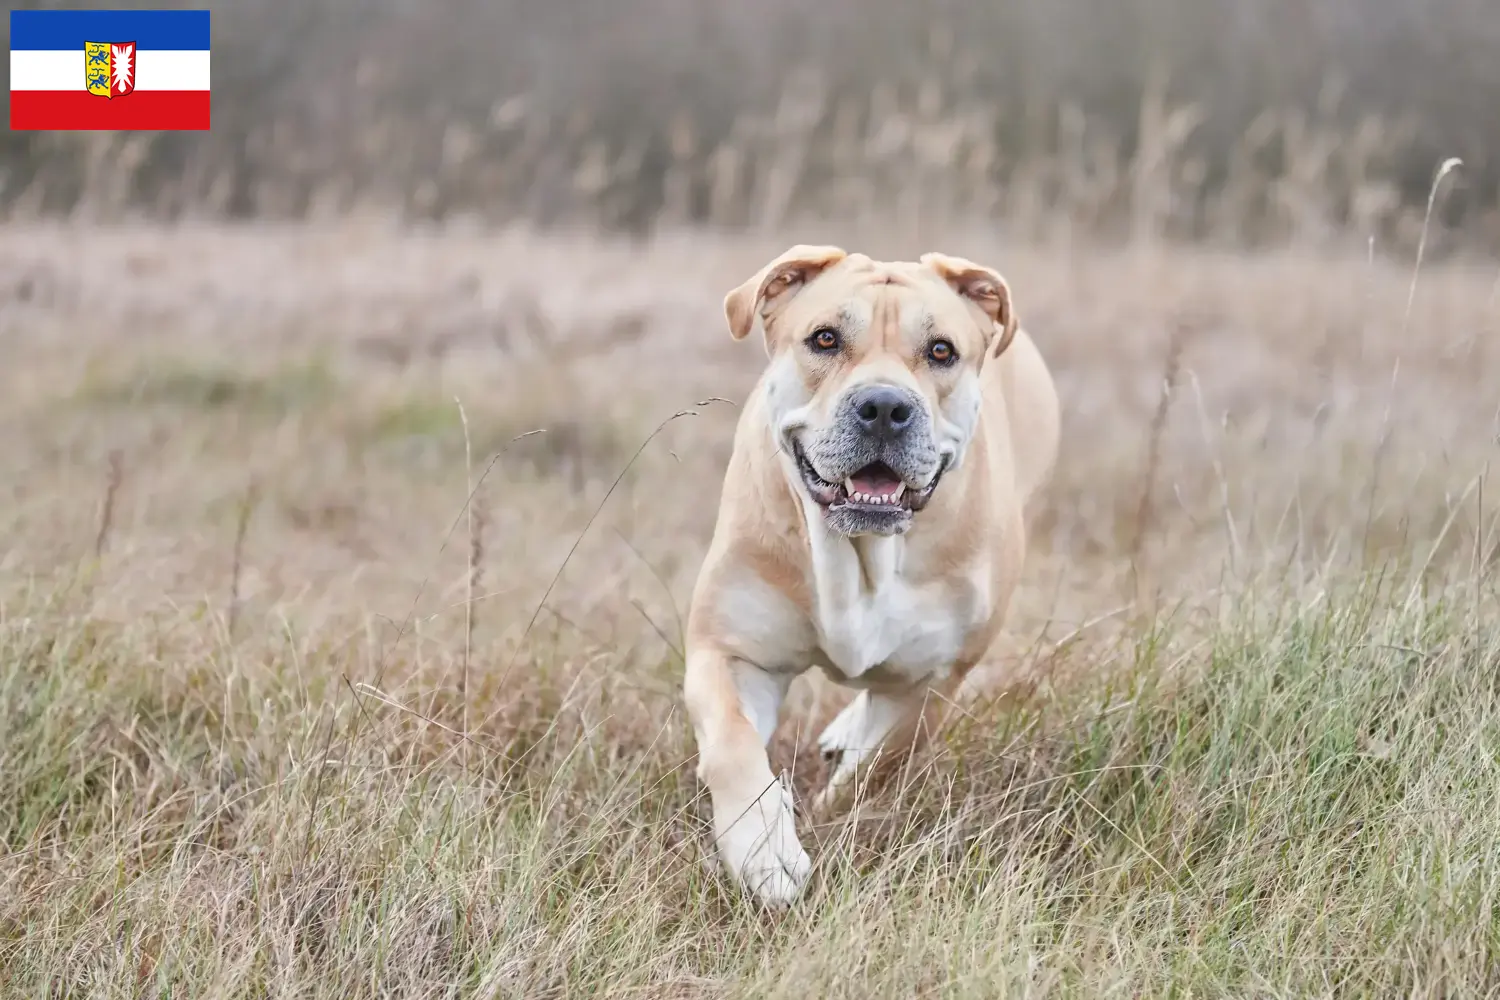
851, 385, 916, 440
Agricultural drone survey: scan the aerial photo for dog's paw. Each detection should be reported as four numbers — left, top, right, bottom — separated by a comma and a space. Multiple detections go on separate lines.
813, 775, 856, 817
713, 778, 811, 908
817, 690, 871, 761
815, 691, 884, 812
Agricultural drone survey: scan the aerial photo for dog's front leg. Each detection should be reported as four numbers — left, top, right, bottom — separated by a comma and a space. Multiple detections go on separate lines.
813, 677, 962, 813
683, 646, 809, 907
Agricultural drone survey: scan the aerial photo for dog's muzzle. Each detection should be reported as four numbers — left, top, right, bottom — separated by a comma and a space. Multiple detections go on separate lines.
792, 384, 948, 536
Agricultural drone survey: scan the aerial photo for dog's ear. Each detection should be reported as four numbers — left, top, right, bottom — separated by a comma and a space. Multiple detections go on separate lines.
724, 244, 848, 342
920, 252, 1018, 359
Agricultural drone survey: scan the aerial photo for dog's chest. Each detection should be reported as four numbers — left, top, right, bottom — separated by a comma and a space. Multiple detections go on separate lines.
805, 537, 988, 686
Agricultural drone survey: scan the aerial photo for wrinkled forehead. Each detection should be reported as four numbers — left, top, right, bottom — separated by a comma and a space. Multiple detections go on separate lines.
785, 257, 977, 342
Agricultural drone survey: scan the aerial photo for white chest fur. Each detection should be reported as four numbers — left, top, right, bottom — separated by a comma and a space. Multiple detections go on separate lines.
713, 507, 994, 686
802, 518, 988, 687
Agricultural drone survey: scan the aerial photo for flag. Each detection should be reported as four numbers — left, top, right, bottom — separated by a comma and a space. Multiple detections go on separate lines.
10, 10, 211, 131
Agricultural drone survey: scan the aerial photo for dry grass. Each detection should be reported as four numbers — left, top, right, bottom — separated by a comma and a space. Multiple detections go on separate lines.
2, 221, 1499, 996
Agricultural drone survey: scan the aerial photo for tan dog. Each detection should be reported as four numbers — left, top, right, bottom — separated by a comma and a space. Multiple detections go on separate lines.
683, 245, 1060, 907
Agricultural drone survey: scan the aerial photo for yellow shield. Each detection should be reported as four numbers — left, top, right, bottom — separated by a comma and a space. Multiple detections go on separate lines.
85, 42, 112, 99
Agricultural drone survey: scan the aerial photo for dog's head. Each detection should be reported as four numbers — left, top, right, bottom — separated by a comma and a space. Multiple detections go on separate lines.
724, 245, 1019, 537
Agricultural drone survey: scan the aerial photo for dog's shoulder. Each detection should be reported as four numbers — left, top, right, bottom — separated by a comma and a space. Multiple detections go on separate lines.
688, 387, 819, 665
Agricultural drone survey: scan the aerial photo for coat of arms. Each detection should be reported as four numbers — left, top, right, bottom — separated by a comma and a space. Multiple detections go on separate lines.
85, 41, 136, 99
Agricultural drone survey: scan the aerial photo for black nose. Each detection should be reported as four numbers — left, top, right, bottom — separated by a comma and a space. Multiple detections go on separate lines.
851, 385, 916, 439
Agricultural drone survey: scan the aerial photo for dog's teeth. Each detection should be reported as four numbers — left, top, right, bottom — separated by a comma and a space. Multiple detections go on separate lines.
892, 483, 906, 501
844, 478, 856, 495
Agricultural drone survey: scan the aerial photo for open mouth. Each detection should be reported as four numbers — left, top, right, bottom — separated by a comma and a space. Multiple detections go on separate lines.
793, 442, 946, 514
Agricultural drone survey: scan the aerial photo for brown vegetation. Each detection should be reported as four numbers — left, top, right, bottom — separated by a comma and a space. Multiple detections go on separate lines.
2, 217, 1498, 993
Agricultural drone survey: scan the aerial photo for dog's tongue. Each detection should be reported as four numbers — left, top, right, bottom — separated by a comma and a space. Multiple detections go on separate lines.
848, 463, 903, 497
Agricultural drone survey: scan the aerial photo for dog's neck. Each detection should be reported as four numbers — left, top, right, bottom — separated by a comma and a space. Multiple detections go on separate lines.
850, 532, 901, 591
806, 505, 902, 598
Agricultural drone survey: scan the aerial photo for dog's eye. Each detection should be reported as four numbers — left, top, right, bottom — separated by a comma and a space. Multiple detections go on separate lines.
927, 339, 957, 365
808, 328, 841, 353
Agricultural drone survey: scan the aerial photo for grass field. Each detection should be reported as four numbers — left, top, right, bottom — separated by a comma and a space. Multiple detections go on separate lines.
2, 222, 1498, 996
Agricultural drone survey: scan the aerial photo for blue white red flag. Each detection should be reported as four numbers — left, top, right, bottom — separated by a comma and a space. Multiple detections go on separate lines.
10, 9, 211, 130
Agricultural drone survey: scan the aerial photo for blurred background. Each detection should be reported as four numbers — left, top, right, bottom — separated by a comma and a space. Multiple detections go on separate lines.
3, 0, 1500, 249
